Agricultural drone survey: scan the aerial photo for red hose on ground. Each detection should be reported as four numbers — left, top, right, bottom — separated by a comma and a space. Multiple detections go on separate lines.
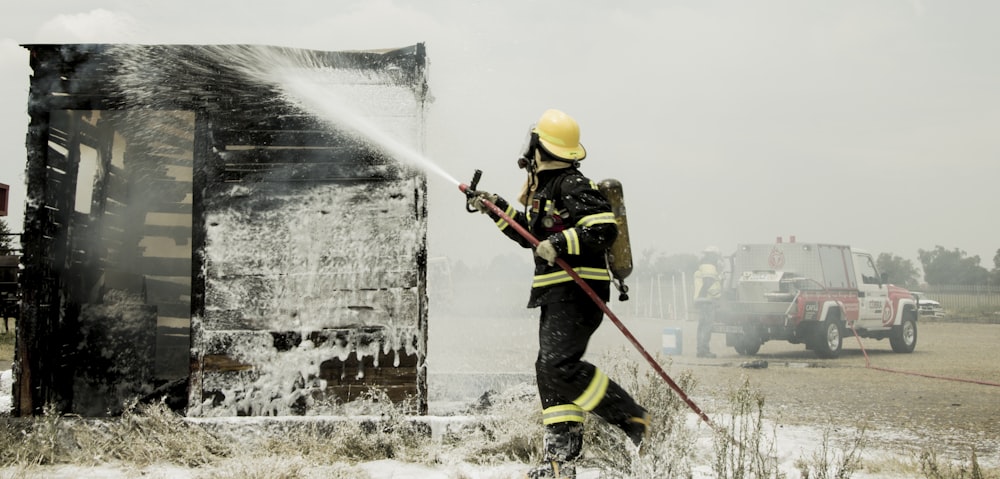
848, 323, 1000, 387
459, 183, 719, 431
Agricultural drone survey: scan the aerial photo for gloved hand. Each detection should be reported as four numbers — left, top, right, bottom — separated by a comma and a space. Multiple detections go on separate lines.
535, 239, 558, 266
468, 191, 498, 214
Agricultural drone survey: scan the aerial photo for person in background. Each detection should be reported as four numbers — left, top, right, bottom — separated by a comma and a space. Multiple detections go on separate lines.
468, 109, 649, 479
693, 246, 723, 358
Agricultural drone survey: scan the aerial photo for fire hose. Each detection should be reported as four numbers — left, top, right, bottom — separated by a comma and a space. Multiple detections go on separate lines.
459, 170, 718, 432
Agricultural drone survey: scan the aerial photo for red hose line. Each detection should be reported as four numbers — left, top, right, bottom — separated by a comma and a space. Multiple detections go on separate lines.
848, 323, 1000, 387
460, 185, 718, 431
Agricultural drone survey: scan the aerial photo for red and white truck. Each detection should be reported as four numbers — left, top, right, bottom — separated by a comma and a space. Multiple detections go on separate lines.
712, 239, 919, 358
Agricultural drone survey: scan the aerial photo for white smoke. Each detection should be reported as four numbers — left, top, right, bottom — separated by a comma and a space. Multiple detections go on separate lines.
35, 9, 140, 43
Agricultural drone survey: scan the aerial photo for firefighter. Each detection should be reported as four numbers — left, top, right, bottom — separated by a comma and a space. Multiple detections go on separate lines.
693, 246, 723, 358
468, 109, 648, 479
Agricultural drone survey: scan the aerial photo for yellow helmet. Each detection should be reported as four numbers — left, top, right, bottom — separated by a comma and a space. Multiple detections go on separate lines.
532, 109, 586, 161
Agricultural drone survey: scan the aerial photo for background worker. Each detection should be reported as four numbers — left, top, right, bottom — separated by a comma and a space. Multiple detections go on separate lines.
693, 246, 723, 358
468, 109, 648, 479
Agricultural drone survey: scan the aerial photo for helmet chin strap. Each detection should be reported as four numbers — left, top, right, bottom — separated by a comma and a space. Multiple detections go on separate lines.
553, 158, 581, 169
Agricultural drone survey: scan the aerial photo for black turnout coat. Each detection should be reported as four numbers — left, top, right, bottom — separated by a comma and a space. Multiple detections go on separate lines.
487, 167, 618, 307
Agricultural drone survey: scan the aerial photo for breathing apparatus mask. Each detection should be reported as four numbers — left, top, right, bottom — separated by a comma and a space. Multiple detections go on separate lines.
517, 125, 540, 171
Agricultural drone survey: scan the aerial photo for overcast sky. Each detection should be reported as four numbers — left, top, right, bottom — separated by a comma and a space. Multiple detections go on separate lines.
2, 1, 998, 275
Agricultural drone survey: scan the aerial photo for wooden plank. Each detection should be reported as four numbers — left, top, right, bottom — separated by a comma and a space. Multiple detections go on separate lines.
155, 325, 190, 380
197, 347, 421, 415
204, 255, 419, 282
154, 302, 191, 319
219, 147, 385, 165
318, 350, 420, 405
143, 202, 193, 215
46, 147, 71, 172
128, 179, 192, 202
213, 129, 358, 148
203, 278, 419, 329
200, 328, 390, 355
213, 114, 349, 134
145, 277, 191, 303
217, 164, 398, 183
31, 93, 113, 112
142, 225, 192, 241
139, 257, 193, 277
324, 384, 419, 405
203, 354, 252, 372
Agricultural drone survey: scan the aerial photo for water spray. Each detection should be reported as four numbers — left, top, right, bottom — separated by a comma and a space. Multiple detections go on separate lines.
459, 170, 719, 432
189, 46, 720, 432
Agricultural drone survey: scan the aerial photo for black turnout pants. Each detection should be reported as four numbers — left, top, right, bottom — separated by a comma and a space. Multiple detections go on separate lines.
536, 299, 643, 429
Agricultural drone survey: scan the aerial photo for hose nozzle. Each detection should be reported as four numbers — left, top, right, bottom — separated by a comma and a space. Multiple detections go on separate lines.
461, 169, 484, 212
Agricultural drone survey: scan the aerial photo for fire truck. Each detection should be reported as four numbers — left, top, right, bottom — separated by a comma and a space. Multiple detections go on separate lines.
712, 239, 919, 358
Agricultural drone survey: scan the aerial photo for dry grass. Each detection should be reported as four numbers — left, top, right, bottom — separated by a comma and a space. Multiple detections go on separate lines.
794, 422, 868, 479
0, 401, 231, 468
438, 383, 544, 465
920, 448, 993, 479
711, 376, 785, 478
582, 349, 699, 478
0, 353, 996, 478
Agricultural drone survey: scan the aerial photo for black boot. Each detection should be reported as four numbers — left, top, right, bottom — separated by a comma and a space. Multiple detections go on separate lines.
527, 422, 582, 478
526, 460, 577, 479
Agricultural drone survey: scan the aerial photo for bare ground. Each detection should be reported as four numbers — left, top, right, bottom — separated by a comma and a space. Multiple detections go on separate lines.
429, 313, 1000, 465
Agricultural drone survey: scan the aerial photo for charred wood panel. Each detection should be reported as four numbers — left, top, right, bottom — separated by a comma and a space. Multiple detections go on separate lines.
18, 43, 429, 418
203, 288, 420, 331
195, 327, 420, 416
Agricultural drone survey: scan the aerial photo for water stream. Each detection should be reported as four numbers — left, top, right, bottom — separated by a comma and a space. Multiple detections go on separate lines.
223, 46, 461, 186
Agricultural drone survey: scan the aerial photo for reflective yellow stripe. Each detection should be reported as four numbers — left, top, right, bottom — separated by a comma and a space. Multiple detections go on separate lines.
533, 267, 610, 287
576, 212, 616, 228
573, 369, 609, 412
495, 205, 518, 231
628, 413, 650, 428
536, 130, 566, 147
542, 404, 585, 425
562, 229, 580, 255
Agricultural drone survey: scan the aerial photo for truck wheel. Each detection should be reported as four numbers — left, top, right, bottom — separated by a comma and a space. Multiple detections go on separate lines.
813, 320, 842, 359
733, 334, 761, 356
890, 313, 918, 353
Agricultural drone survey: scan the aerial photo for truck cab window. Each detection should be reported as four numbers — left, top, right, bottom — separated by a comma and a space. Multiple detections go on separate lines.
858, 256, 880, 285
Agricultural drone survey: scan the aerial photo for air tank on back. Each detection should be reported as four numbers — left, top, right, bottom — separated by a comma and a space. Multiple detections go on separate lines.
598, 179, 632, 300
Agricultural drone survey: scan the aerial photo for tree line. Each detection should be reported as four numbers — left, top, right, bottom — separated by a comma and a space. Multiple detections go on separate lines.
877, 246, 1000, 288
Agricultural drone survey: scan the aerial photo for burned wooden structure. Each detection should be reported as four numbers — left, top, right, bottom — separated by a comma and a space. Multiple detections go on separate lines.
17, 44, 430, 416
